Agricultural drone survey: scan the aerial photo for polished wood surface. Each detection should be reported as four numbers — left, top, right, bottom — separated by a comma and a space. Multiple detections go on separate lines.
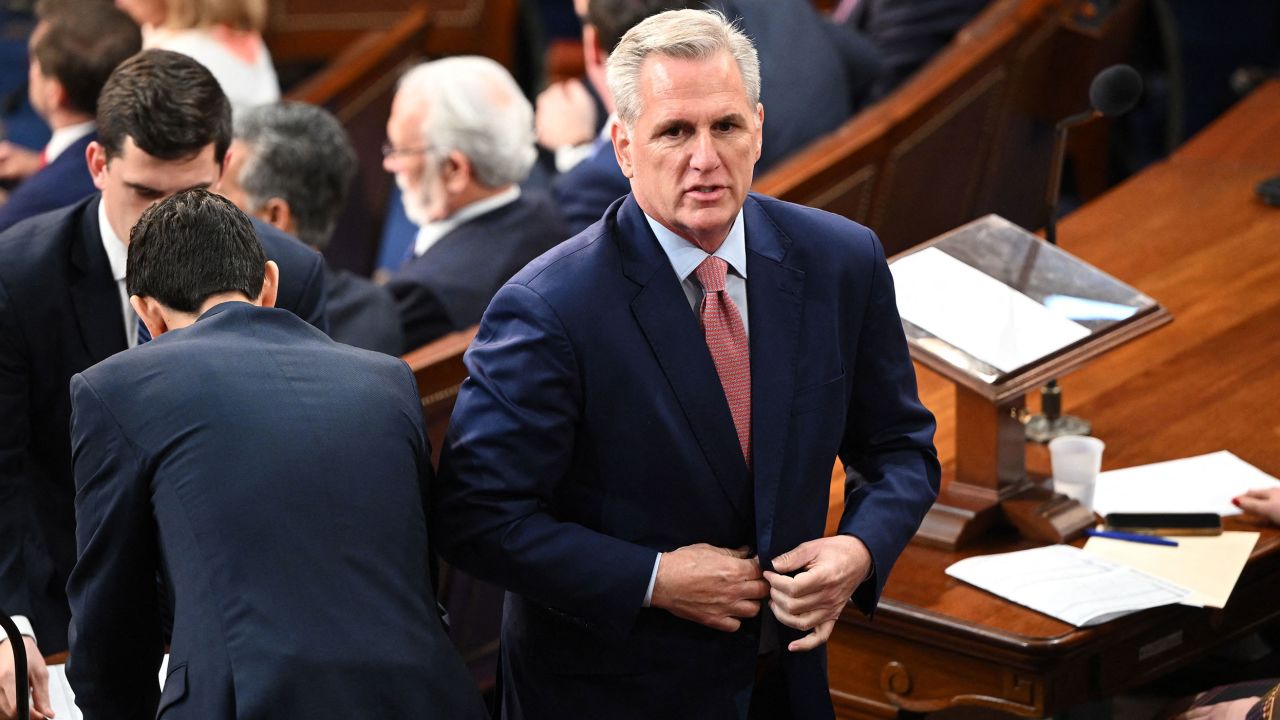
826, 81, 1280, 718
403, 325, 479, 465
266, 0, 520, 70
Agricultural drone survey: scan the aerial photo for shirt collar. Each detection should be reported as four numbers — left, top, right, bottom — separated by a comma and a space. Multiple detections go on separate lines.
97, 197, 128, 282
413, 185, 521, 258
645, 209, 748, 284
44, 121, 95, 165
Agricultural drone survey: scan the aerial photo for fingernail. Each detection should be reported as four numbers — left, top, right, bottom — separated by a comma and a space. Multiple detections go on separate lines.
1232, 497, 1242, 507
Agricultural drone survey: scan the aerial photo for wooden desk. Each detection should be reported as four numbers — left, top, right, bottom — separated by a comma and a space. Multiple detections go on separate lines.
828, 81, 1280, 719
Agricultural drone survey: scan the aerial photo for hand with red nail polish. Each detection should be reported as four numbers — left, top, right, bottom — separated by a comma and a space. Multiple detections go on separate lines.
1234, 488, 1280, 525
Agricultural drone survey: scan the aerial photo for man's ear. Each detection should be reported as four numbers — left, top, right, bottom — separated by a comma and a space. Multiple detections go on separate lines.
87, 141, 109, 191
611, 120, 633, 179
256, 260, 279, 309
129, 295, 168, 339
754, 102, 764, 162
583, 24, 605, 69
261, 198, 292, 235
443, 150, 472, 194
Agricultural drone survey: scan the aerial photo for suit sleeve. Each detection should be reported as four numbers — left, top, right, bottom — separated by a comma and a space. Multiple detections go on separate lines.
0, 278, 38, 624
387, 277, 457, 354
837, 232, 940, 614
432, 283, 656, 639
65, 374, 165, 719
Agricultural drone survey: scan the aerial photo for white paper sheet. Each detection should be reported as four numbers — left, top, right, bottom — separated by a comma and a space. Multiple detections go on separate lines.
890, 248, 1091, 373
1092, 451, 1280, 517
946, 544, 1191, 627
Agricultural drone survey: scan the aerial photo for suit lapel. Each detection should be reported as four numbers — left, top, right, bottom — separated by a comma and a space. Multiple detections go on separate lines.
616, 197, 753, 525
743, 196, 805, 564
69, 196, 128, 362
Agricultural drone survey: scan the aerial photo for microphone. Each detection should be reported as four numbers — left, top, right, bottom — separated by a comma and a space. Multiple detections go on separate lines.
1044, 64, 1143, 245
1028, 64, 1142, 444
1090, 64, 1143, 118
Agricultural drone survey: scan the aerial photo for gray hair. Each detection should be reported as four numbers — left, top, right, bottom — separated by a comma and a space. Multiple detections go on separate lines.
233, 102, 356, 249
606, 8, 760, 129
396, 56, 536, 188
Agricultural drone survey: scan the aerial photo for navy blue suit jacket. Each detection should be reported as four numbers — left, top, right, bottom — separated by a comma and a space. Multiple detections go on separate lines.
551, 139, 630, 237
66, 304, 485, 719
434, 193, 939, 719
0, 195, 327, 652
388, 192, 567, 353
0, 131, 97, 233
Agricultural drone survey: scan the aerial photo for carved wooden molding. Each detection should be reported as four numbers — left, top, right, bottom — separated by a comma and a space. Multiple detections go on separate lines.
880, 660, 1042, 716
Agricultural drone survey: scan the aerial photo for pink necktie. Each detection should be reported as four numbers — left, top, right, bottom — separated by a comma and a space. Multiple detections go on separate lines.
695, 256, 751, 467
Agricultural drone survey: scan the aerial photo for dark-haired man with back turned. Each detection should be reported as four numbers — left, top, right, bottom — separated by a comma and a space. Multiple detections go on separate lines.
0, 49, 327, 718
65, 189, 484, 720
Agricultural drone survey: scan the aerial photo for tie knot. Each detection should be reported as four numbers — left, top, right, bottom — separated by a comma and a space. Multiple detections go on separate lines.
694, 256, 728, 293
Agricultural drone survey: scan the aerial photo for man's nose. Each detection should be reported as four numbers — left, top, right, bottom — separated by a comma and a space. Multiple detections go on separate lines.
689, 130, 721, 171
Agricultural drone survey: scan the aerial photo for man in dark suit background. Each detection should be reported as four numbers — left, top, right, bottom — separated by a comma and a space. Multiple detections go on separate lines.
435, 9, 938, 718
384, 55, 568, 353
0, 0, 140, 232
65, 189, 484, 720
220, 102, 404, 355
0, 50, 327, 718
837, 0, 990, 99
548, 0, 882, 235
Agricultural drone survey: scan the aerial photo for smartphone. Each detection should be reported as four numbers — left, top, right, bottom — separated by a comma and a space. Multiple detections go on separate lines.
1103, 512, 1223, 536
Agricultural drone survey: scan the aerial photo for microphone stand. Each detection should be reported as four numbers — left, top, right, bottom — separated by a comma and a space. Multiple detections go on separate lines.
1, 612, 30, 720
1025, 109, 1098, 443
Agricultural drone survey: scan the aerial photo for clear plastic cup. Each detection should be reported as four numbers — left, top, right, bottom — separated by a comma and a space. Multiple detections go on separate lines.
1048, 435, 1105, 512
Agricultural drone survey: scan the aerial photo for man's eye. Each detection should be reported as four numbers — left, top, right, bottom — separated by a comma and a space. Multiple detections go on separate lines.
714, 121, 737, 132
662, 126, 685, 138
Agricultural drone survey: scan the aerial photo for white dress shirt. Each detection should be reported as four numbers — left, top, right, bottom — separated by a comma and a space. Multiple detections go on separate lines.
639, 209, 749, 606
43, 120, 95, 164
98, 200, 140, 348
412, 185, 522, 259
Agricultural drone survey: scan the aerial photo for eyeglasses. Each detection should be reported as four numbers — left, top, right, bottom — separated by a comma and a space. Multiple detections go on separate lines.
381, 143, 432, 160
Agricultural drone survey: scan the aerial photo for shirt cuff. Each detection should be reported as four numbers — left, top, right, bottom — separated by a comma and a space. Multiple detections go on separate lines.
642, 553, 661, 607
2, 615, 35, 644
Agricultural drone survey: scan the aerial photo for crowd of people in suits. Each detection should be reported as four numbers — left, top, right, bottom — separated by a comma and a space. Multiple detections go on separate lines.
0, 0, 998, 718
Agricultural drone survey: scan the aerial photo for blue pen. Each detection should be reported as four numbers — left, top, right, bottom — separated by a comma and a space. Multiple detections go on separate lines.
1085, 528, 1179, 547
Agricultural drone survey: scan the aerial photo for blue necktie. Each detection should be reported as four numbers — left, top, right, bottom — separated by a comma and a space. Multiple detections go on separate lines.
137, 316, 152, 345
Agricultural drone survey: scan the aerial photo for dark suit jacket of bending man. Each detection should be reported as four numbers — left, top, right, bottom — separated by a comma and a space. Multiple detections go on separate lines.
387, 191, 567, 353
434, 192, 940, 719
0, 131, 98, 233
66, 303, 486, 719
0, 194, 327, 653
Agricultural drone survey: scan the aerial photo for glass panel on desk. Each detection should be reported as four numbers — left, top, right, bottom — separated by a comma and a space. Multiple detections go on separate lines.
891, 214, 1159, 385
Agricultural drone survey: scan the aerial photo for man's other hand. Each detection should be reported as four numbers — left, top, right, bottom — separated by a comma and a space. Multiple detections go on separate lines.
765, 535, 871, 652
0, 635, 54, 719
535, 78, 597, 150
650, 543, 768, 632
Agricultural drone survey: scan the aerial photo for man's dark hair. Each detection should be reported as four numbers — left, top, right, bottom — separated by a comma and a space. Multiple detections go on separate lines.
588, 0, 698, 54
127, 189, 266, 313
31, 0, 141, 117
97, 49, 232, 163
234, 102, 356, 249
